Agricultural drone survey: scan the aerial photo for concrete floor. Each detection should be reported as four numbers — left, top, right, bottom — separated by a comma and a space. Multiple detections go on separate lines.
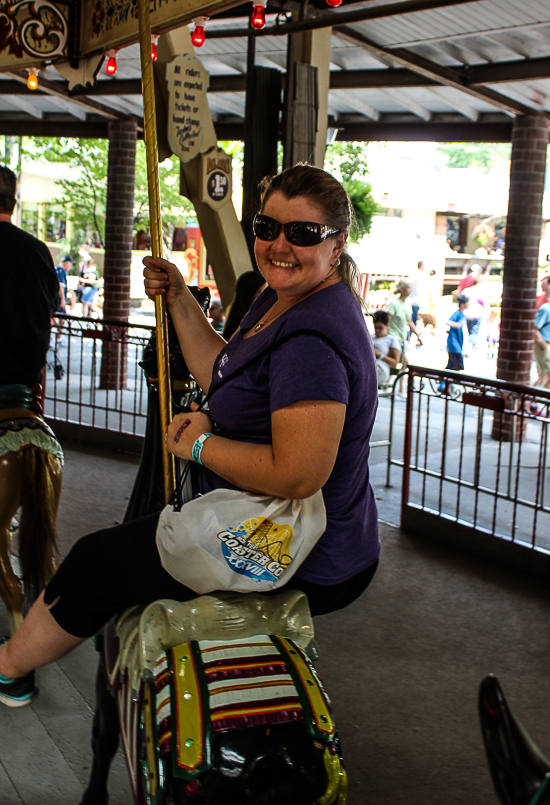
1, 438, 550, 804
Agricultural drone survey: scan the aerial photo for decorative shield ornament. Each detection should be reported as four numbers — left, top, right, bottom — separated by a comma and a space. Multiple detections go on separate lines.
200, 146, 232, 210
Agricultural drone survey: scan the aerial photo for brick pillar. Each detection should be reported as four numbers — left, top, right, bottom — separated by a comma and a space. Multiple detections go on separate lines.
492, 114, 549, 439
100, 119, 137, 390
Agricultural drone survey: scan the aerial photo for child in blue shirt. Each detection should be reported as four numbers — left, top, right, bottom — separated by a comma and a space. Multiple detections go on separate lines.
445, 294, 469, 371
439, 295, 469, 393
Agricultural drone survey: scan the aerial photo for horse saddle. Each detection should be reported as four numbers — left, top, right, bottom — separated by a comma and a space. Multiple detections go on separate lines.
104, 591, 347, 804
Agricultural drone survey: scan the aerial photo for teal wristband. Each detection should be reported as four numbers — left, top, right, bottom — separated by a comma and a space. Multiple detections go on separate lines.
192, 433, 213, 465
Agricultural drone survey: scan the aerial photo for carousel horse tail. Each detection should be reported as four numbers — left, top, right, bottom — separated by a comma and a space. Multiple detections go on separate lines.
479, 675, 550, 805
18, 444, 60, 605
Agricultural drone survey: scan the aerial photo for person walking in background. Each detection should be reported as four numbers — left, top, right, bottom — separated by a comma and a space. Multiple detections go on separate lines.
534, 300, 550, 389
370, 310, 401, 388
70, 245, 92, 310
438, 293, 469, 394
458, 264, 481, 293
462, 275, 487, 351
387, 280, 423, 395
445, 294, 469, 369
208, 299, 225, 333
80, 262, 101, 318
222, 270, 267, 341
486, 309, 500, 359
54, 255, 72, 314
536, 274, 550, 311
410, 261, 429, 326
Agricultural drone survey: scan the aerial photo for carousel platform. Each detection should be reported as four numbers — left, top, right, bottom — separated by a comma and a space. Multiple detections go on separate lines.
1, 439, 550, 805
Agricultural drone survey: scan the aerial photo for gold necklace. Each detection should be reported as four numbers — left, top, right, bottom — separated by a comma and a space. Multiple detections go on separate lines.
253, 294, 305, 333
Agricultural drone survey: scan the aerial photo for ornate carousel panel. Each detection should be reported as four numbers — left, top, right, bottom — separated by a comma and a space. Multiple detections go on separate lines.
0, 0, 238, 70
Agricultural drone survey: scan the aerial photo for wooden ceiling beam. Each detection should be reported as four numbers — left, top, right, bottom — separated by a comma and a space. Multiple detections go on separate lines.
214, 118, 514, 142
71, 79, 143, 96
2, 70, 143, 125
0, 119, 111, 137
206, 0, 480, 39
330, 68, 436, 89
1, 55, 548, 106
465, 56, 550, 85
334, 120, 514, 142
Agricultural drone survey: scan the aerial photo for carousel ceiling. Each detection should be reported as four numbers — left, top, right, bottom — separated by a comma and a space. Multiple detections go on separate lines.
0, 0, 549, 140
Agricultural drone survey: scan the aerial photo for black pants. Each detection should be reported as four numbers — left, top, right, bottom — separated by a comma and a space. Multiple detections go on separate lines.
44, 513, 378, 638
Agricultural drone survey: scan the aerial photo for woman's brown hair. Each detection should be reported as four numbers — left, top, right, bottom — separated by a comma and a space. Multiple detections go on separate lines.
258, 163, 364, 306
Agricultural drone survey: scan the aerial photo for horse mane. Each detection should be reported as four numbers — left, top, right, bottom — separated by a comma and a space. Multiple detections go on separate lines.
18, 445, 60, 606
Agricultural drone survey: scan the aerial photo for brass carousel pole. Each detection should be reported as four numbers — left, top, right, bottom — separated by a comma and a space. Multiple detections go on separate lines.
137, 0, 174, 503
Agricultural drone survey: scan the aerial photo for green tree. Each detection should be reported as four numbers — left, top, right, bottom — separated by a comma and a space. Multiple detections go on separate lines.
324, 142, 381, 243
25, 137, 195, 254
27, 137, 108, 248
437, 142, 511, 173
218, 140, 244, 172
133, 143, 196, 235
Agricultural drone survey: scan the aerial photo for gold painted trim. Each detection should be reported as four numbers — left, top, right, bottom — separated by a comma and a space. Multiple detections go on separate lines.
278, 638, 334, 735
172, 645, 204, 770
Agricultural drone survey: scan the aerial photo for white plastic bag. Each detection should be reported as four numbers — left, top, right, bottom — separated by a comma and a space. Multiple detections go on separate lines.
156, 487, 326, 594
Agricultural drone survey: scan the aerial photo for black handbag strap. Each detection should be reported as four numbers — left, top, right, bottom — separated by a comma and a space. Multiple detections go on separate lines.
197, 328, 347, 412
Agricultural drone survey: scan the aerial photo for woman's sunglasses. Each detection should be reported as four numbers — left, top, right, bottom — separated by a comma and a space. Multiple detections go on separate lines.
253, 213, 341, 247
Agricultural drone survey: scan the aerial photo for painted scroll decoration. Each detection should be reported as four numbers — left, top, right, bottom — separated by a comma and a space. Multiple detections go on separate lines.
0, 0, 68, 59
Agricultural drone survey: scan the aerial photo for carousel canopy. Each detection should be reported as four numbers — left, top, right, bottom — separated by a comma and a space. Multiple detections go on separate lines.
0, 0, 549, 141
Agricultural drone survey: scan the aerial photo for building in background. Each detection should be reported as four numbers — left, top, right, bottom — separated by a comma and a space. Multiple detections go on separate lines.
349, 142, 550, 311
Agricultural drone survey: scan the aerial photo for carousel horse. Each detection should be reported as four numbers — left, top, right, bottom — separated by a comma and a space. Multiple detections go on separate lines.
84, 591, 346, 805
479, 675, 550, 805
0, 383, 63, 634
80, 288, 347, 804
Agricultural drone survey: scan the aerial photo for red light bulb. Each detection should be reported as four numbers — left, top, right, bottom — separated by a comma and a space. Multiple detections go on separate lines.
191, 25, 205, 46
250, 4, 266, 28
326, 0, 342, 5
105, 55, 117, 76
151, 35, 158, 61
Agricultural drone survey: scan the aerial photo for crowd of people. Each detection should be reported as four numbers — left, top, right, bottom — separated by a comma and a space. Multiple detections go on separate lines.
366, 261, 550, 392
53, 245, 103, 318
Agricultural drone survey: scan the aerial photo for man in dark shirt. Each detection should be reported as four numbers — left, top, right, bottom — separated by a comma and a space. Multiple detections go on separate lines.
55, 255, 72, 313
0, 166, 58, 388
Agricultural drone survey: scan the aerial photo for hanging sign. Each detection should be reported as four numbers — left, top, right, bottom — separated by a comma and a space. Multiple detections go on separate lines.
166, 54, 209, 163
200, 147, 232, 210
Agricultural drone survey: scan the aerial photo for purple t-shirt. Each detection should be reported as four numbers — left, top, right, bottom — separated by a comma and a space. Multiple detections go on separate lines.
198, 281, 380, 585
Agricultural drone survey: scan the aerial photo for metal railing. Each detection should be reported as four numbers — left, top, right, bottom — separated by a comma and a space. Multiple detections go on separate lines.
44, 314, 154, 436
388, 365, 550, 555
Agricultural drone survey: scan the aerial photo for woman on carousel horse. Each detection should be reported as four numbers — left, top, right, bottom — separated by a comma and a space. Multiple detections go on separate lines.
0, 164, 380, 708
